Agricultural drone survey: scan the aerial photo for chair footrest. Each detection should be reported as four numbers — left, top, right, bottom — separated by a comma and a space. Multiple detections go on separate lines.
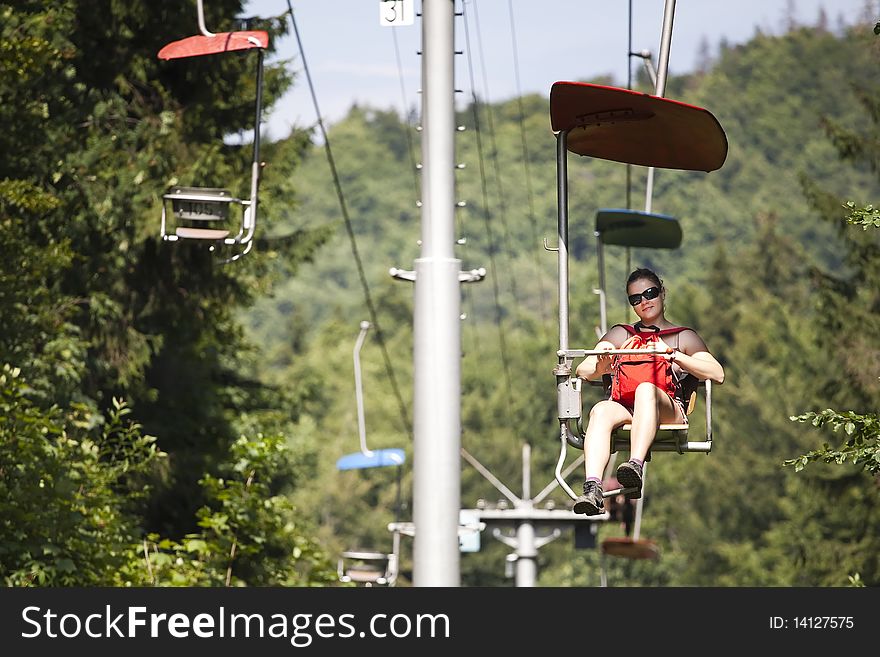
176, 227, 231, 240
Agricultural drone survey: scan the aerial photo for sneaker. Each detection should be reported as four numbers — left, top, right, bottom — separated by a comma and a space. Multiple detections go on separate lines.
616, 460, 643, 499
573, 480, 604, 515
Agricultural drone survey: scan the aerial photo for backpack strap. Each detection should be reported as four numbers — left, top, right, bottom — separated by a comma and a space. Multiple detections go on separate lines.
656, 325, 690, 337
630, 321, 690, 337
631, 322, 658, 333
611, 323, 639, 336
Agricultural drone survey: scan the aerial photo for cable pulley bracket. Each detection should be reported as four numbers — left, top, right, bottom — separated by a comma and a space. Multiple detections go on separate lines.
459, 267, 486, 283
388, 267, 486, 284
389, 267, 416, 282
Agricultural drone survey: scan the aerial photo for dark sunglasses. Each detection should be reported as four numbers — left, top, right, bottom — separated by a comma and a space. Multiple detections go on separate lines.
628, 286, 661, 306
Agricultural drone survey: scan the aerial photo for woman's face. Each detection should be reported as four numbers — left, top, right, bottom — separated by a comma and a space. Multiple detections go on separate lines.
626, 278, 664, 322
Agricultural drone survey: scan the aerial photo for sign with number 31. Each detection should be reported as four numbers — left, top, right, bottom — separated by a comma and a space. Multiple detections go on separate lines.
380, 0, 414, 26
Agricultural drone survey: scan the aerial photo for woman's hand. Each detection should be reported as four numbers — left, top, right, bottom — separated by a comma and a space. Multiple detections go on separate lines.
653, 337, 678, 361
594, 347, 614, 374
576, 340, 616, 380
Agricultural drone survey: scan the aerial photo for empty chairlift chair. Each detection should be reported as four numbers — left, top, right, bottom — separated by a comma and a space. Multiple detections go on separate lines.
157, 1, 267, 257
335, 321, 407, 586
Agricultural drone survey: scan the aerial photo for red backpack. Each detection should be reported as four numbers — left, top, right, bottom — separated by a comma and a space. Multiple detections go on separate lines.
609, 324, 688, 407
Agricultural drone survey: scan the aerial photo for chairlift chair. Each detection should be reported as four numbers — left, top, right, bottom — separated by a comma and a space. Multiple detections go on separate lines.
337, 550, 399, 587
335, 321, 407, 586
335, 457, 405, 587
157, 1, 267, 257
548, 81, 727, 503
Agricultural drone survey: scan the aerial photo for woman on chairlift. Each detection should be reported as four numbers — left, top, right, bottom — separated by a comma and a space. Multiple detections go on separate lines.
572, 267, 724, 515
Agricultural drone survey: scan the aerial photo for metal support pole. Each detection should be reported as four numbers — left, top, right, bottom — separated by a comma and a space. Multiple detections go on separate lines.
353, 321, 373, 457
556, 130, 570, 354
644, 0, 676, 213
636, 0, 676, 525
654, 0, 676, 98
196, 0, 216, 37
632, 461, 647, 540
514, 519, 537, 587
413, 0, 460, 587
595, 237, 607, 337
514, 444, 536, 587
244, 49, 264, 240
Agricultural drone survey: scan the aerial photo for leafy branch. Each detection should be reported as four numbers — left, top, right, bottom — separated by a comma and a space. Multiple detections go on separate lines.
785, 408, 880, 474
843, 201, 880, 229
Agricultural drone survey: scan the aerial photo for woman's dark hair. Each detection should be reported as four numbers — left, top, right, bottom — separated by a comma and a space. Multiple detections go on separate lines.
626, 267, 663, 290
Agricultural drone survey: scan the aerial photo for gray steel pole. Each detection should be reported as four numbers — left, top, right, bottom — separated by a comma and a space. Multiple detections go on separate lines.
644, 0, 675, 213
654, 0, 676, 98
515, 444, 536, 587
556, 130, 569, 353
413, 0, 460, 587
514, 517, 537, 587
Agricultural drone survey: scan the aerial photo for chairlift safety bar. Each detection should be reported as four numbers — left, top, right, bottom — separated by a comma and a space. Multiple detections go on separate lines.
558, 347, 675, 359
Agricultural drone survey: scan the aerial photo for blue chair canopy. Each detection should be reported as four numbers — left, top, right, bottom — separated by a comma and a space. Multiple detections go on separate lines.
336, 448, 406, 471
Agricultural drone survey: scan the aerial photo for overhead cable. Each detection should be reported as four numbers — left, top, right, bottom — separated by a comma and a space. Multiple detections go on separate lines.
286, 1, 412, 437
461, 0, 515, 398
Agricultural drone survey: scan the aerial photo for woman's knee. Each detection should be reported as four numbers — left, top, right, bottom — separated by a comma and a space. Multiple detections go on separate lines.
633, 382, 663, 406
588, 400, 625, 425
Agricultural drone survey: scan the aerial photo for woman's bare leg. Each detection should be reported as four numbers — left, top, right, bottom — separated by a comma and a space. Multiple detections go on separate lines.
628, 382, 685, 462
583, 400, 633, 480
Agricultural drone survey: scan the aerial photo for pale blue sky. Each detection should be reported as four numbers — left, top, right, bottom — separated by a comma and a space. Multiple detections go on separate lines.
241, 0, 874, 139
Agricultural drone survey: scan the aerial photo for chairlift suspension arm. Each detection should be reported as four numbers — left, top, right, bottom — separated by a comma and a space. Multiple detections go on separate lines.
646, 0, 676, 214
242, 46, 266, 243
197, 0, 215, 37
353, 321, 373, 457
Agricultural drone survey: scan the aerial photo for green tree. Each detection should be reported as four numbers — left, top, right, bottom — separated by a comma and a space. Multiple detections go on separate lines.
0, 366, 162, 586
787, 20, 880, 477
131, 433, 336, 587
1, 1, 333, 585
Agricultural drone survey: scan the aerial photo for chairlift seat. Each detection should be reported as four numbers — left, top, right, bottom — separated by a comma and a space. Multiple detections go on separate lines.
595, 209, 682, 249
175, 227, 231, 240
610, 379, 713, 455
